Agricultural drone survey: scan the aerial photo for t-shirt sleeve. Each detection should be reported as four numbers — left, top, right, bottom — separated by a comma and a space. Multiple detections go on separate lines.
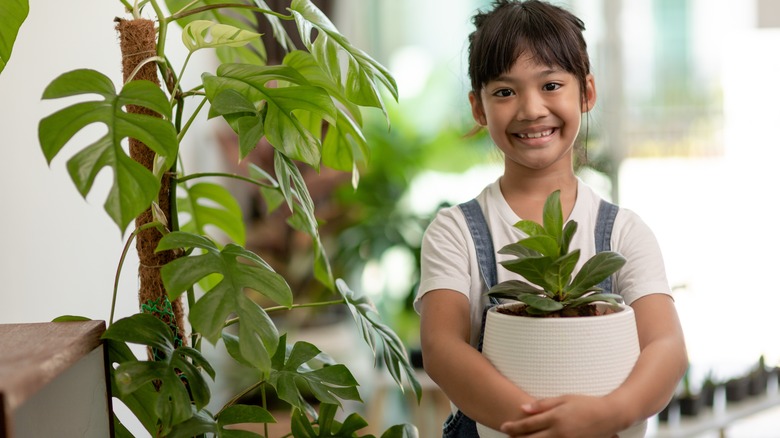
613, 209, 672, 304
414, 207, 472, 314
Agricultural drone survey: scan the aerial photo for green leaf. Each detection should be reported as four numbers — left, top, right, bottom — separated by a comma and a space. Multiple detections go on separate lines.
322, 108, 369, 175
275, 152, 335, 289
166, 0, 292, 65
498, 242, 540, 259
290, 0, 398, 119
269, 334, 361, 411
518, 235, 559, 258
39, 70, 177, 231
381, 424, 420, 438
222, 332, 254, 368
291, 408, 318, 438
514, 220, 546, 237
112, 417, 135, 438
203, 63, 338, 167
0, 0, 28, 75
158, 232, 291, 372
283, 50, 363, 126
542, 190, 563, 240
103, 313, 176, 352
567, 293, 623, 309
499, 256, 553, 290
543, 250, 580, 294
51, 315, 92, 322
488, 280, 544, 300
248, 163, 285, 213
182, 20, 261, 52
218, 404, 275, 427
105, 339, 160, 436
166, 408, 218, 438
102, 314, 215, 434
514, 293, 564, 312
561, 220, 577, 254
177, 182, 246, 245
300, 404, 369, 437
336, 279, 423, 402
567, 251, 626, 298
338, 412, 371, 436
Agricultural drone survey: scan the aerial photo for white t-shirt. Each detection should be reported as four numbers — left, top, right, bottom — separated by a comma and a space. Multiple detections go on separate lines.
414, 178, 671, 347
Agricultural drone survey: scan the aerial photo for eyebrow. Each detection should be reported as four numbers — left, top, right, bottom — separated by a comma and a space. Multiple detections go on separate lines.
492, 68, 564, 83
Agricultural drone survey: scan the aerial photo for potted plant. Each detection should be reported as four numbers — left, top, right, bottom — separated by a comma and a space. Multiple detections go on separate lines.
677, 368, 704, 417
475, 191, 645, 438
747, 355, 770, 397
700, 370, 720, 408
4, 0, 421, 436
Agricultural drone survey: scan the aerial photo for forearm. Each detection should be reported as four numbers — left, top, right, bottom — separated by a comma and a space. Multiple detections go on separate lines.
423, 332, 535, 429
419, 289, 535, 429
606, 295, 688, 429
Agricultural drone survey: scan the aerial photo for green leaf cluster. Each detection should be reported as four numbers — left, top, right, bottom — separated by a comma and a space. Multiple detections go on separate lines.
488, 191, 627, 316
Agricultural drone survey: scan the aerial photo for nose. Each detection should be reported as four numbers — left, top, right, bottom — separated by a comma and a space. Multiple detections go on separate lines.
515, 90, 548, 121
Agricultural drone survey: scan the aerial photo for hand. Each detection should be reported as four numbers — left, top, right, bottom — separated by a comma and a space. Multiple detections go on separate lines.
499, 395, 622, 438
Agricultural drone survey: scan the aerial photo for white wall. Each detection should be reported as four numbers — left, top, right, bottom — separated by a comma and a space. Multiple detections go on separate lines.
0, 1, 141, 324
0, 0, 219, 326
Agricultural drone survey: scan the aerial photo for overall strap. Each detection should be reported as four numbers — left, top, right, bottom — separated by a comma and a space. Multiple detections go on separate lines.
458, 199, 500, 353
459, 199, 498, 290
594, 199, 619, 293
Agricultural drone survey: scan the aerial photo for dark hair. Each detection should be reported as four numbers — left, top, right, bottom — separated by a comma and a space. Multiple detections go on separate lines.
468, 0, 590, 100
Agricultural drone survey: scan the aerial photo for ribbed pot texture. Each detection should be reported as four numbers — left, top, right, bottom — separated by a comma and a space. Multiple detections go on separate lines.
476, 303, 646, 438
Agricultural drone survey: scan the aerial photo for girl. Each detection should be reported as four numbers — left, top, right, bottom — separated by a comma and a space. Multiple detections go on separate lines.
415, 1, 688, 437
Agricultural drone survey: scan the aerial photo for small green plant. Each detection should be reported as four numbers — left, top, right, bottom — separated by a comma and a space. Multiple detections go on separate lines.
488, 190, 626, 317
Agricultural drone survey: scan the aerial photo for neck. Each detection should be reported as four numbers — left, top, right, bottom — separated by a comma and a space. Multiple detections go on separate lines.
499, 170, 578, 222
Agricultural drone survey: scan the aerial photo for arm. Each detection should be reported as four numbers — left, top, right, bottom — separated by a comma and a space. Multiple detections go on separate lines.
605, 293, 688, 424
420, 288, 536, 430
499, 293, 688, 437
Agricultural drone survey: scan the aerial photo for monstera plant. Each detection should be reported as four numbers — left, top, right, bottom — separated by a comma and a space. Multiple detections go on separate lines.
4, 0, 421, 436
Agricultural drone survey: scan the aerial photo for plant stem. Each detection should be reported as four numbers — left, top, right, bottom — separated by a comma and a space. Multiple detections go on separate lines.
167, 3, 293, 23
223, 300, 346, 328
149, 0, 168, 57
170, 52, 192, 108
177, 96, 208, 142
110, 222, 164, 326
118, 0, 133, 15
124, 56, 166, 84
175, 171, 279, 188
217, 380, 265, 416
262, 385, 269, 438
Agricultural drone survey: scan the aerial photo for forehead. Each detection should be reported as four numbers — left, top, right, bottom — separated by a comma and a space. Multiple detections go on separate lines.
490, 54, 570, 82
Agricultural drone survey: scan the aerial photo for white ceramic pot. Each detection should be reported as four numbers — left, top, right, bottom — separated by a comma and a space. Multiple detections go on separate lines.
476, 303, 646, 438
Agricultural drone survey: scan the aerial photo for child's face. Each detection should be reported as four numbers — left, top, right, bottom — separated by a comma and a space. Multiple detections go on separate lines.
470, 54, 596, 174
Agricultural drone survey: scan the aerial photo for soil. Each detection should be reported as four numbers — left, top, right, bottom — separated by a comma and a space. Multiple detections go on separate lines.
496, 303, 617, 318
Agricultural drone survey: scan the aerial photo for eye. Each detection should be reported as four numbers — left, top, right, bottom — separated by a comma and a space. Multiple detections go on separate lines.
542, 83, 561, 91
492, 88, 514, 98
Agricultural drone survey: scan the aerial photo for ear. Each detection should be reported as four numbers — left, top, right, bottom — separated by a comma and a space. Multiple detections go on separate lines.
469, 91, 487, 125
581, 74, 597, 113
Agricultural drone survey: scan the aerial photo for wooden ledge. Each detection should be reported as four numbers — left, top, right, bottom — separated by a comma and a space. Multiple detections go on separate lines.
0, 320, 106, 414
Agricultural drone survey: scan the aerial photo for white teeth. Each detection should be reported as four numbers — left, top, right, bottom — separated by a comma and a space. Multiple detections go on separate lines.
519, 129, 553, 139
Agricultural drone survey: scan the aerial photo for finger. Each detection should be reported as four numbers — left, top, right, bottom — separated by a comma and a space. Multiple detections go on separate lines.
500, 412, 548, 436
521, 397, 564, 414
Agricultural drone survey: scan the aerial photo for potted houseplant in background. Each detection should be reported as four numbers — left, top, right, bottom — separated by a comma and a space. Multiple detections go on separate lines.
3, 0, 421, 436
677, 368, 705, 417
476, 191, 644, 438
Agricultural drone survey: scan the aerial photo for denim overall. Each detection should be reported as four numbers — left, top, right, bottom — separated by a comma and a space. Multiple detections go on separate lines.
441, 198, 619, 437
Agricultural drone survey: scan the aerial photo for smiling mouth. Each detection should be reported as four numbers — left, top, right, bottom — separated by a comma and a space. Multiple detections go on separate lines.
516, 129, 555, 139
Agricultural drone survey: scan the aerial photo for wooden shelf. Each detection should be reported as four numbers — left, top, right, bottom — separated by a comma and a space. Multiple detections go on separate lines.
0, 320, 110, 438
